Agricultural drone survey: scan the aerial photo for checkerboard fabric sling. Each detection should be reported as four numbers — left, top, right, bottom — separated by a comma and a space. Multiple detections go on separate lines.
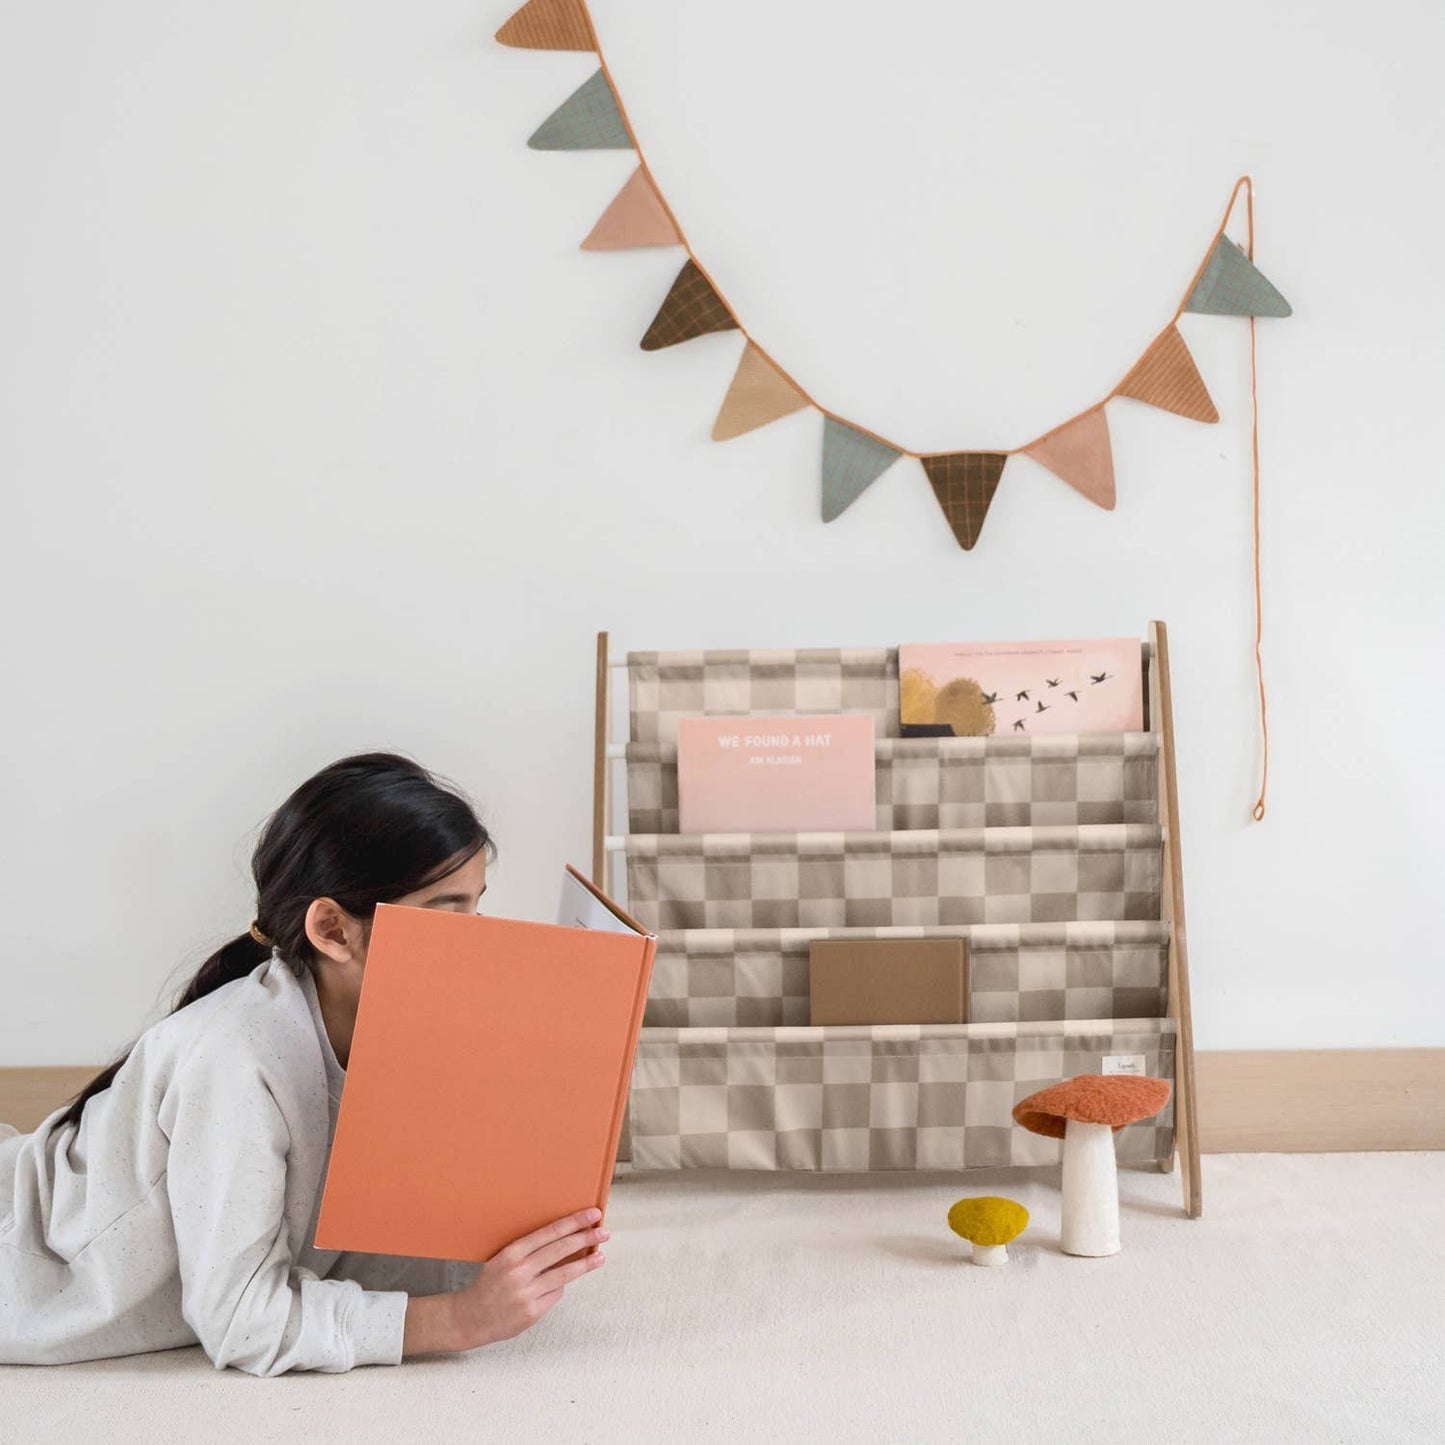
626, 644, 1151, 744
627, 647, 902, 744
643, 920, 1170, 1028
625, 824, 1162, 933
625, 732, 1159, 834
627, 1017, 1176, 1171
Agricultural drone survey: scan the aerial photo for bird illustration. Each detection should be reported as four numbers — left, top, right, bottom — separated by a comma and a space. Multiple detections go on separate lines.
1046, 678, 1061, 688
1015, 690, 1030, 702
1035, 701, 1050, 714
1066, 690, 1080, 702
1012, 719, 1027, 732
1090, 672, 1111, 685
981, 691, 999, 705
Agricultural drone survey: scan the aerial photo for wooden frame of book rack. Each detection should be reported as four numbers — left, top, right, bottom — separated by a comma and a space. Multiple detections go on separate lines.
593, 622, 1201, 1218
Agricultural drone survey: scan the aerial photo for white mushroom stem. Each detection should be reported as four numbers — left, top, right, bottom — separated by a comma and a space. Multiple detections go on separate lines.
1060, 1118, 1121, 1257
971, 1243, 1009, 1267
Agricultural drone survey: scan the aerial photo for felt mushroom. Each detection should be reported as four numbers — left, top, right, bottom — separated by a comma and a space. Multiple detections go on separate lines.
1012, 1074, 1172, 1258
946, 1196, 1029, 1266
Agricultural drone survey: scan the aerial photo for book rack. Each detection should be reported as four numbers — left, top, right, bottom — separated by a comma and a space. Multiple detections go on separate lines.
593, 624, 1201, 1217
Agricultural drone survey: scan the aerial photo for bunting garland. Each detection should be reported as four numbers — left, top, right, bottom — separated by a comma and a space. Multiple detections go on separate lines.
582, 167, 680, 250
1023, 408, 1116, 511
497, 0, 1291, 820
713, 344, 810, 441
1115, 326, 1221, 423
820, 418, 901, 522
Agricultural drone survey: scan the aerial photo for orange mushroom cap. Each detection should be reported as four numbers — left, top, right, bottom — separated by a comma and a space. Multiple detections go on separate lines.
1012, 1073, 1172, 1139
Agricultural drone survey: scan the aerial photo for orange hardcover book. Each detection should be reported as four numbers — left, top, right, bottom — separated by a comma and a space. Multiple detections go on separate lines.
313, 867, 656, 1262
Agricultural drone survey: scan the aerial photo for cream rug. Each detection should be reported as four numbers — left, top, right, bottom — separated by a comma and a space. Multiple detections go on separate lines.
3, 1153, 1441, 1443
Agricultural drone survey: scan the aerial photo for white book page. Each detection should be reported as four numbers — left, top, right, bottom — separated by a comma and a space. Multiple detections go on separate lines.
556, 866, 643, 935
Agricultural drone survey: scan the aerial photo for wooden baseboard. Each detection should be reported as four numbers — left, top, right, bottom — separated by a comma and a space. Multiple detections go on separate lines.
1, 1066, 100, 1133
4, 1051, 1443, 1151
1195, 1048, 1445, 1153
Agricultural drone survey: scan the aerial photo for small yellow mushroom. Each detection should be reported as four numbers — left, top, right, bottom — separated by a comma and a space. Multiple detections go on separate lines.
947, 1196, 1030, 1267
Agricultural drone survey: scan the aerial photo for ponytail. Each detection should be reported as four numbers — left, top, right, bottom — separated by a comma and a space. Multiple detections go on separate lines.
52, 752, 491, 1135
171, 932, 275, 1011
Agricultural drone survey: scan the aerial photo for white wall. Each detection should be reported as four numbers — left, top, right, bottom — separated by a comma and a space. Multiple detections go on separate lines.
2, 0, 1441, 1063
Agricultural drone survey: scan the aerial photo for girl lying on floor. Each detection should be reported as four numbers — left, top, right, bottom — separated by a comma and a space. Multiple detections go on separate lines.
0, 753, 608, 1375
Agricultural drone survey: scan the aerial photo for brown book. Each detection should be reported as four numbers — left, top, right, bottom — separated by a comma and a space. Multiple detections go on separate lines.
808, 938, 968, 1026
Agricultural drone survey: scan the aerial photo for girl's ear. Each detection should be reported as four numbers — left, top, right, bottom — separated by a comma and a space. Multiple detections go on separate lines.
304, 897, 364, 965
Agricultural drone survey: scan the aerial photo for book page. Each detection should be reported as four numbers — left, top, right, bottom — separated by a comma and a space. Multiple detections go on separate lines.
556, 864, 647, 936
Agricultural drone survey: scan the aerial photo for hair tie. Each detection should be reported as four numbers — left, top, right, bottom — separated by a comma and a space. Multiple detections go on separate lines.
249, 921, 272, 946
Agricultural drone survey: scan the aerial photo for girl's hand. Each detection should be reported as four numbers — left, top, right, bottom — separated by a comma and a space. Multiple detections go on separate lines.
407, 1208, 609, 1352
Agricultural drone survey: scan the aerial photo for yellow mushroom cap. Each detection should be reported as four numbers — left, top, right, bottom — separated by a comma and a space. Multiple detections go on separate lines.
947, 1196, 1029, 1247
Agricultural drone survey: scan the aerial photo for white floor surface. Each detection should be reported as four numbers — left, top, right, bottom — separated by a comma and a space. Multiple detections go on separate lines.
3, 1152, 1442, 1444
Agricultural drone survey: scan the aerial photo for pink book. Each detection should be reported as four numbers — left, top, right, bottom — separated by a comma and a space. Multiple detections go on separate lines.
677, 714, 877, 834
899, 638, 1143, 736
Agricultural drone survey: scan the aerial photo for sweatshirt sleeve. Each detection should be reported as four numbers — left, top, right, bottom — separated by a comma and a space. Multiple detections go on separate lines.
161, 1050, 409, 1376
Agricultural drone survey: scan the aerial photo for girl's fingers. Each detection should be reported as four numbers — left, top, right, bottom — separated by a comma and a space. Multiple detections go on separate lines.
511, 1208, 602, 1260
532, 1251, 605, 1293
525, 1226, 610, 1277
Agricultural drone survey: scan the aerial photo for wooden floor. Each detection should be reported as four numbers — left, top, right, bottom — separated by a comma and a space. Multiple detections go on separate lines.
4, 1049, 1443, 1149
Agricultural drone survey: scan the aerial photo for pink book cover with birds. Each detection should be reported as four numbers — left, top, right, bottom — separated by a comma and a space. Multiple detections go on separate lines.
898, 639, 1143, 737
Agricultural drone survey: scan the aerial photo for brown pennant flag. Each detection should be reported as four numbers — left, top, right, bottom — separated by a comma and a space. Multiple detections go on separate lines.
1023, 407, 1116, 510
582, 168, 680, 251
640, 260, 738, 351
1114, 325, 1219, 423
496, 0, 596, 50
712, 344, 810, 440
920, 453, 1008, 550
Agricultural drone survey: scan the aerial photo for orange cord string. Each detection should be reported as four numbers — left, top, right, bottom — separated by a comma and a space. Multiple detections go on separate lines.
581, 1, 1269, 818
1245, 185, 1269, 821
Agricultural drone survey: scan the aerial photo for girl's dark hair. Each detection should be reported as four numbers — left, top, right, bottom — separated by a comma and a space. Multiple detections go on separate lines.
55, 752, 493, 1132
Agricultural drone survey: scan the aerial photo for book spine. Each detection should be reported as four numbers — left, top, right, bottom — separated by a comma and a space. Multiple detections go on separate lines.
596, 935, 657, 1214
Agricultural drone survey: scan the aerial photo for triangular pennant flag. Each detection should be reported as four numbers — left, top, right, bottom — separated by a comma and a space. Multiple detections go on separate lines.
1115, 326, 1219, 423
528, 72, 631, 151
640, 260, 738, 351
496, 0, 595, 51
712, 344, 809, 440
821, 418, 901, 521
1185, 236, 1291, 318
1023, 408, 1116, 510
920, 453, 1008, 550
581, 167, 680, 251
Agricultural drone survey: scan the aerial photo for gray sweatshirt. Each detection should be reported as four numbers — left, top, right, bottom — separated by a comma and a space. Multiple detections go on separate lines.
0, 954, 479, 1374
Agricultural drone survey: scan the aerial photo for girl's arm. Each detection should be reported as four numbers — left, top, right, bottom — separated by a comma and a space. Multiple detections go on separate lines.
162, 1052, 408, 1376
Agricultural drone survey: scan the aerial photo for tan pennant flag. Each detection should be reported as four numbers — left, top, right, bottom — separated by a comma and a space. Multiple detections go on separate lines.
1115, 326, 1219, 423
496, 0, 596, 51
920, 453, 1008, 550
1023, 407, 1116, 510
582, 167, 680, 251
640, 260, 738, 351
712, 344, 809, 440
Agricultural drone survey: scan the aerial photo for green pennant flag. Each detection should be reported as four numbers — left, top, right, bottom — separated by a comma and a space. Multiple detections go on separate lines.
1184, 236, 1291, 318
528, 71, 631, 151
821, 418, 901, 521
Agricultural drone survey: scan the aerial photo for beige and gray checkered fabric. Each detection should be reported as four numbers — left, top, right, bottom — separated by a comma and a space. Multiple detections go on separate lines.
627, 1018, 1175, 1170
626, 824, 1162, 933
643, 920, 1169, 1028
626, 732, 1158, 834
627, 648, 900, 744
627, 645, 1151, 745
618, 638, 1175, 1176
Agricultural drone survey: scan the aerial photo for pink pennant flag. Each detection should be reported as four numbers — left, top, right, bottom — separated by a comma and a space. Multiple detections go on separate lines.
581, 168, 681, 251
1023, 408, 1116, 510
